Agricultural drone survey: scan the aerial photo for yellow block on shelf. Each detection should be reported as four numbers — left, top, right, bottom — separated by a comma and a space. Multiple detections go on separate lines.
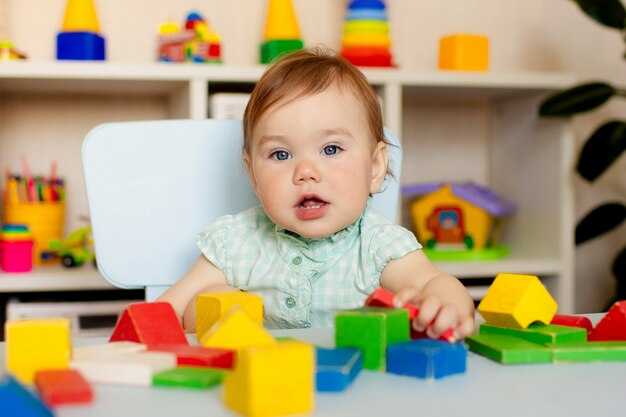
62, 0, 101, 32
438, 33, 489, 71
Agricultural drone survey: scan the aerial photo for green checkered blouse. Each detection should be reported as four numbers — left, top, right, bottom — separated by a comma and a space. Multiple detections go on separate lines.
196, 203, 421, 329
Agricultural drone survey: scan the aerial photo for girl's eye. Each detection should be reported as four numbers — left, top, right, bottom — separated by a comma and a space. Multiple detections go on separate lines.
271, 150, 291, 161
323, 145, 340, 156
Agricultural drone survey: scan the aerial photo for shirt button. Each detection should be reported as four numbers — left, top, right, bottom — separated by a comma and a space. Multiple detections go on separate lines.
285, 297, 296, 308
292, 256, 302, 265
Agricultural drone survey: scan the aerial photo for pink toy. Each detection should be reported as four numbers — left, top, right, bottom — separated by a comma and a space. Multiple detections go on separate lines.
0, 225, 34, 272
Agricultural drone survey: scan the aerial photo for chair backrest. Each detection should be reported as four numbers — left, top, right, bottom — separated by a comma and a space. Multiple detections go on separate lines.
82, 119, 402, 300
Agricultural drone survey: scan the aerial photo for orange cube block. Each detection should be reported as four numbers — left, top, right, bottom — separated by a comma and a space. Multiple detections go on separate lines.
438, 34, 489, 72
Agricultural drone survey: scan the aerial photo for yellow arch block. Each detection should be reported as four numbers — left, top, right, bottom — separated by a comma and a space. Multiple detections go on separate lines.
62, 0, 100, 32
263, 0, 301, 40
477, 273, 557, 329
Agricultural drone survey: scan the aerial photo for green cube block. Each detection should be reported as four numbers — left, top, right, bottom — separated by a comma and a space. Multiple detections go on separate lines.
479, 323, 587, 345
153, 366, 224, 389
549, 341, 626, 362
260, 39, 304, 64
465, 334, 552, 364
335, 307, 409, 371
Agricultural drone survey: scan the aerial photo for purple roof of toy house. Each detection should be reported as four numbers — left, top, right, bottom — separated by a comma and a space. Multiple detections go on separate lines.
401, 182, 517, 217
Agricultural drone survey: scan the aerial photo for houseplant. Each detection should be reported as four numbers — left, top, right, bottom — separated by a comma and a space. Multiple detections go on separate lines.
539, 0, 626, 304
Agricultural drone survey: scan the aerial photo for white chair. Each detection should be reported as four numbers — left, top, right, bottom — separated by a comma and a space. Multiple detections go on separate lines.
82, 119, 403, 300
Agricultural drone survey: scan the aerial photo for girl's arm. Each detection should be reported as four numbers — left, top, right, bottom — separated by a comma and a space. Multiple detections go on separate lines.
156, 255, 238, 332
380, 249, 475, 340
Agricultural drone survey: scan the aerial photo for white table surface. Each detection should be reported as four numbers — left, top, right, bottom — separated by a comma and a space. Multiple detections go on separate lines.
2, 316, 626, 417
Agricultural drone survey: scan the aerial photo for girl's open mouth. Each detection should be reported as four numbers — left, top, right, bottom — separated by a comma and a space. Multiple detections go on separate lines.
295, 195, 328, 220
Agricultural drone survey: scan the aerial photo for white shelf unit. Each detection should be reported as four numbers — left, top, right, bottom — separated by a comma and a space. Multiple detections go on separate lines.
0, 62, 576, 311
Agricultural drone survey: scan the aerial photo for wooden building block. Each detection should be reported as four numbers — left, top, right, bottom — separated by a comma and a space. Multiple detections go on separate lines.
479, 323, 587, 345
200, 307, 275, 351
196, 291, 263, 343
588, 301, 626, 341
550, 314, 593, 333
438, 33, 489, 71
70, 351, 177, 386
365, 287, 418, 319
465, 334, 552, 364
148, 344, 235, 369
477, 273, 558, 329
0, 374, 54, 417
109, 302, 188, 347
34, 369, 93, 406
224, 340, 314, 417
387, 339, 467, 379
72, 341, 147, 361
6, 318, 71, 383
316, 347, 362, 392
153, 366, 224, 389
363, 288, 459, 342
549, 341, 626, 362
336, 307, 409, 371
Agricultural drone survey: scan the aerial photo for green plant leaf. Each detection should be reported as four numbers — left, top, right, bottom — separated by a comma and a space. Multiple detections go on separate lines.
573, 0, 626, 29
576, 120, 626, 181
575, 202, 626, 245
613, 245, 626, 281
539, 82, 615, 117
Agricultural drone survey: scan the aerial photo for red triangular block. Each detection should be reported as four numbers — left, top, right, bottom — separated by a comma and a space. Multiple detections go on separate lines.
109, 302, 188, 347
588, 301, 626, 341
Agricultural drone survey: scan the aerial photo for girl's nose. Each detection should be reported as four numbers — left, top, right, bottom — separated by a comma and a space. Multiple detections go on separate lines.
293, 159, 321, 184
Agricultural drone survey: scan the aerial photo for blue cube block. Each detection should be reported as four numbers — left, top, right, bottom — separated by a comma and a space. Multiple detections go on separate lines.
56, 31, 106, 60
0, 374, 54, 417
316, 347, 363, 392
387, 339, 467, 379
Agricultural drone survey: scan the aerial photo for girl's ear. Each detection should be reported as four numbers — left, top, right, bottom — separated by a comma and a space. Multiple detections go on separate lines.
243, 153, 258, 193
370, 141, 388, 194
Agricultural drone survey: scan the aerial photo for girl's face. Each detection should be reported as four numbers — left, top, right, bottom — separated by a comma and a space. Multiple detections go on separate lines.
244, 85, 387, 239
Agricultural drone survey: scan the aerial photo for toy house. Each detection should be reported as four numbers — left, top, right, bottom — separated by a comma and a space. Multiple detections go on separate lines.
402, 182, 516, 260
158, 12, 221, 63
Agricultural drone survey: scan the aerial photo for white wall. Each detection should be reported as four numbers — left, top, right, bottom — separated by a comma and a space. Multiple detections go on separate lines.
2, 0, 625, 312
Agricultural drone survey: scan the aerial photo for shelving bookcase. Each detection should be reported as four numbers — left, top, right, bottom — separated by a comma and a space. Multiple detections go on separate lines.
0, 61, 576, 312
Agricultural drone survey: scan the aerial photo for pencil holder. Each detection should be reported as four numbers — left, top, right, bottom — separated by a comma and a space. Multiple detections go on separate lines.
2, 202, 65, 265
0, 224, 34, 272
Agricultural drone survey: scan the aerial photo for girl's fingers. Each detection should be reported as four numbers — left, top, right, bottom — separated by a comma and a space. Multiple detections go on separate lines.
392, 286, 420, 308
412, 295, 441, 331
426, 303, 458, 339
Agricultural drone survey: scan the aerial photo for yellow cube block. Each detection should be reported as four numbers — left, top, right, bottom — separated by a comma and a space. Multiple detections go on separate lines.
196, 291, 264, 342
6, 318, 71, 383
439, 34, 489, 71
224, 341, 314, 417
200, 307, 275, 351
477, 273, 558, 329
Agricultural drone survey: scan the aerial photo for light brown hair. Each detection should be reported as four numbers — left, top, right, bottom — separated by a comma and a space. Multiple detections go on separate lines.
242, 46, 391, 172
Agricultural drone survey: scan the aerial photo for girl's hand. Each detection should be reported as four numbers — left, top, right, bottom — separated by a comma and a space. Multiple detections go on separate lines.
394, 286, 475, 341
